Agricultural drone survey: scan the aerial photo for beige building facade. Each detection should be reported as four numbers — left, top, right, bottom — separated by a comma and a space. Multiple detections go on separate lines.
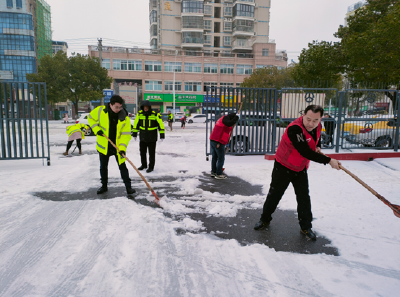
88, 0, 287, 114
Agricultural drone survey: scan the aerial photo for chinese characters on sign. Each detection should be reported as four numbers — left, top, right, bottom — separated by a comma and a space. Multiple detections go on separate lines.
164, 2, 172, 11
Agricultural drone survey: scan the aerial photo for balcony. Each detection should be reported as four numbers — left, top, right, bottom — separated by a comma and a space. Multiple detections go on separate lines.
232, 39, 252, 51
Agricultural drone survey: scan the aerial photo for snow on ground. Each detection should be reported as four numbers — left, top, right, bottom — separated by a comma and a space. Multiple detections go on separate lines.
0, 120, 399, 296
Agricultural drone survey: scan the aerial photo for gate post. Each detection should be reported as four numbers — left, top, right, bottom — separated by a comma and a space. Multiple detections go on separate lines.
394, 91, 399, 152
271, 90, 279, 154
335, 91, 345, 153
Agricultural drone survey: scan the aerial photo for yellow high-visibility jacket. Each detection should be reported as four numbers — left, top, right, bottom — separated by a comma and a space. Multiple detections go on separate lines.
66, 123, 89, 139
167, 113, 174, 122
132, 109, 165, 142
88, 105, 132, 165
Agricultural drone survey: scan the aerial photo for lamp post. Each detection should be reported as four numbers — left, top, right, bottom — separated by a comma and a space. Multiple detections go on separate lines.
134, 83, 138, 114
173, 50, 178, 121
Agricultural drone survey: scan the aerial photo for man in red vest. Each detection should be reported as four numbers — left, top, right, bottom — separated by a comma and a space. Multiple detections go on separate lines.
254, 105, 341, 240
210, 113, 239, 179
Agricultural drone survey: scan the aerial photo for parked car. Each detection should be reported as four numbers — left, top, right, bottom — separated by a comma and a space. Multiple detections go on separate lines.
75, 112, 136, 136
187, 114, 207, 123
175, 112, 185, 122
345, 118, 399, 148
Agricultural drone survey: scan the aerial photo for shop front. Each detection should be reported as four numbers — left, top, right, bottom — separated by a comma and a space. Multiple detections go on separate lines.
144, 93, 204, 114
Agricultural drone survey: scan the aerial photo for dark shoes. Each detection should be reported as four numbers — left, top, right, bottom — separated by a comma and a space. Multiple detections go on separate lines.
97, 186, 108, 194
254, 220, 270, 230
301, 228, 317, 241
138, 165, 147, 170
126, 188, 136, 195
146, 168, 154, 173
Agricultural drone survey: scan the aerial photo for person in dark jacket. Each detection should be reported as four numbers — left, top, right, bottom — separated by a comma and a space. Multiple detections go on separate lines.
253, 105, 341, 240
181, 115, 186, 129
209, 113, 239, 179
132, 100, 165, 173
323, 114, 336, 146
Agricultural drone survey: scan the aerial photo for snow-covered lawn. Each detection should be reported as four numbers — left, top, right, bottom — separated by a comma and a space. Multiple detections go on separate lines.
0, 121, 399, 296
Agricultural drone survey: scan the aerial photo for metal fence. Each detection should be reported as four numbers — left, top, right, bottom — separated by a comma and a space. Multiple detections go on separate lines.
0, 82, 50, 165
205, 87, 400, 157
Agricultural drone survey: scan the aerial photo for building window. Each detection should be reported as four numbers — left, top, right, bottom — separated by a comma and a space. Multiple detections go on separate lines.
256, 65, 273, 69
182, 16, 204, 29
102, 59, 110, 70
184, 82, 202, 92
220, 82, 234, 87
204, 63, 218, 73
7, 0, 13, 8
204, 5, 212, 15
113, 59, 121, 70
233, 19, 254, 32
203, 82, 218, 92
16, 0, 22, 9
237, 64, 253, 75
182, 32, 203, 44
224, 7, 232, 17
182, 1, 204, 13
145, 61, 162, 71
185, 63, 202, 73
204, 35, 211, 45
224, 22, 232, 31
223, 36, 231, 46
233, 4, 254, 18
204, 20, 212, 30
145, 80, 162, 91
236, 83, 242, 87
220, 64, 234, 74
164, 61, 182, 72
150, 10, 157, 24
262, 49, 269, 56
151, 24, 157, 37
119, 60, 142, 71
165, 81, 182, 91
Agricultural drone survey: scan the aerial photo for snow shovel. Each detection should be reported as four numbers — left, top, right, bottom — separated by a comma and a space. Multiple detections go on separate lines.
338, 164, 400, 218
103, 135, 161, 206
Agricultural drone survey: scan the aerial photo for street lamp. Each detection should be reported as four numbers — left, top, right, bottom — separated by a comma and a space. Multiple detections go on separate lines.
134, 83, 138, 114
173, 50, 178, 121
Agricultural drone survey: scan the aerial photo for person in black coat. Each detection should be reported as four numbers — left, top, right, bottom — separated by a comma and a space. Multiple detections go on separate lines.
323, 114, 336, 146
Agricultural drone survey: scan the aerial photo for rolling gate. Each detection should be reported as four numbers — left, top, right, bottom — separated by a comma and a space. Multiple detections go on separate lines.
0, 82, 50, 165
205, 87, 400, 157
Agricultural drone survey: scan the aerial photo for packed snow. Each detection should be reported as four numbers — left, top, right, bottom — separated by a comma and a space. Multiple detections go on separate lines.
0, 120, 399, 296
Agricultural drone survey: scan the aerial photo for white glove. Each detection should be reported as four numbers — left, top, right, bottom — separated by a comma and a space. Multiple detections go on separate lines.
133, 137, 137, 141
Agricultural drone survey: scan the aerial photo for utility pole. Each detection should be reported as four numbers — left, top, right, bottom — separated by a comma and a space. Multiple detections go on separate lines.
98, 38, 104, 105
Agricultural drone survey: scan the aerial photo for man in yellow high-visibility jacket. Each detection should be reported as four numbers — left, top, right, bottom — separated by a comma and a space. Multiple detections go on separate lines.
88, 95, 135, 195
132, 100, 165, 173
62, 123, 90, 155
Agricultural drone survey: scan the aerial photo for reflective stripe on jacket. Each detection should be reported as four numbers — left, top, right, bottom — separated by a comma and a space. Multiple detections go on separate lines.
132, 110, 165, 142
275, 117, 321, 172
209, 116, 233, 145
66, 123, 89, 139
88, 106, 132, 165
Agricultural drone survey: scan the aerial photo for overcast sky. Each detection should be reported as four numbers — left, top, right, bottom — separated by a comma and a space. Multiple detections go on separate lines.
45, 0, 361, 62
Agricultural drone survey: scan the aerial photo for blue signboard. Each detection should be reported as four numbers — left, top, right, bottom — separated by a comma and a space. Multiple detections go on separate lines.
203, 95, 220, 103
91, 89, 114, 104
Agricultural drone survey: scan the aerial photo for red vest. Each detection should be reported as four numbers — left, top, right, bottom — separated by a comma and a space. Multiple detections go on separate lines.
210, 116, 233, 145
275, 117, 321, 172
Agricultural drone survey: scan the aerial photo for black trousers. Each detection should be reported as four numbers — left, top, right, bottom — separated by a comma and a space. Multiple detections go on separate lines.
261, 161, 313, 230
140, 141, 157, 169
99, 153, 131, 189
66, 139, 81, 151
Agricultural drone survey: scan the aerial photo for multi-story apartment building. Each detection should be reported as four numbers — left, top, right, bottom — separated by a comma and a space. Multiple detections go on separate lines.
0, 0, 52, 82
89, 0, 287, 114
344, 1, 366, 26
52, 40, 68, 55
0, 0, 36, 82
